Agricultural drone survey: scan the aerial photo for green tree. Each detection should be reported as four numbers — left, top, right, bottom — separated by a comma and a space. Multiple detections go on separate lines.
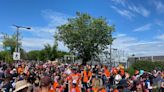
43, 39, 58, 60
27, 42, 58, 61
57, 12, 115, 64
1, 32, 22, 62
0, 51, 12, 63
38, 50, 46, 61
2, 33, 21, 53
44, 44, 52, 60
20, 48, 28, 60
27, 50, 40, 61
57, 51, 69, 58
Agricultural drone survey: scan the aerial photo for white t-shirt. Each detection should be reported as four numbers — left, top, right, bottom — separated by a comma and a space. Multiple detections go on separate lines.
65, 68, 72, 75
115, 74, 122, 84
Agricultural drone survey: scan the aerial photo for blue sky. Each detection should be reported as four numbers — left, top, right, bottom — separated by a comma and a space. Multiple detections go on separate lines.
0, 0, 164, 56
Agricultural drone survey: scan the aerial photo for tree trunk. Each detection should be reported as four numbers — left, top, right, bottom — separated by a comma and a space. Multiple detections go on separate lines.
82, 58, 87, 65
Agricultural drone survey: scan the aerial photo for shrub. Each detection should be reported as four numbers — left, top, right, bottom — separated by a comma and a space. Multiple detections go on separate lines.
130, 60, 164, 72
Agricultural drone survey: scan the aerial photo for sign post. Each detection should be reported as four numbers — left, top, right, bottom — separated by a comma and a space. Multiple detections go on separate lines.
13, 52, 20, 61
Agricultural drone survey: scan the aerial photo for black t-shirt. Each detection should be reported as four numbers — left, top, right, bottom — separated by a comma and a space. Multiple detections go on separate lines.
12, 73, 18, 78
109, 76, 114, 85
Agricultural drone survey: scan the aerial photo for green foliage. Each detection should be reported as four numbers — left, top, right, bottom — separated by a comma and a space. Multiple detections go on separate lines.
20, 48, 28, 60
0, 51, 6, 60
2, 33, 21, 53
0, 51, 13, 63
26, 42, 69, 61
27, 50, 41, 61
130, 60, 164, 72
57, 12, 115, 64
1, 32, 23, 63
57, 51, 69, 58
43, 41, 58, 60
125, 66, 135, 76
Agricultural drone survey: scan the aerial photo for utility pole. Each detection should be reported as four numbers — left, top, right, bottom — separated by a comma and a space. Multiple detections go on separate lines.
13, 25, 31, 52
109, 44, 112, 68
16, 27, 19, 52
13, 25, 31, 61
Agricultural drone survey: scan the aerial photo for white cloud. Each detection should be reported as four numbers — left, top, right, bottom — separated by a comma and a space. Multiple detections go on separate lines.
155, 19, 164, 27
156, 34, 164, 40
127, 41, 164, 56
111, 0, 126, 6
112, 33, 164, 56
127, 4, 150, 17
19, 10, 70, 51
111, 0, 150, 18
42, 10, 68, 27
111, 6, 135, 19
153, 0, 164, 13
22, 37, 68, 52
113, 34, 137, 50
0, 33, 3, 38
0, 42, 2, 46
114, 33, 127, 37
133, 23, 152, 32
25, 10, 69, 38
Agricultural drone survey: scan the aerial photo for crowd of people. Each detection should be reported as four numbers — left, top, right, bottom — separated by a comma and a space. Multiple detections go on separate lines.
0, 61, 163, 92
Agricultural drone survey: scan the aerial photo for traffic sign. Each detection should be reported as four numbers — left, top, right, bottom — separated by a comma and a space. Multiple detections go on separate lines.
13, 52, 20, 60
5, 46, 11, 51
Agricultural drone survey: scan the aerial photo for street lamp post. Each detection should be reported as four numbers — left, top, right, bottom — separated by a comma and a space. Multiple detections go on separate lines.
112, 48, 118, 67
132, 54, 136, 64
13, 25, 31, 53
109, 44, 112, 68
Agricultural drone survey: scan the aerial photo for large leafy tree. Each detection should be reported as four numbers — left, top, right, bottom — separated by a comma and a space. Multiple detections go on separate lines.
2, 33, 21, 53
57, 12, 115, 64
1, 32, 23, 62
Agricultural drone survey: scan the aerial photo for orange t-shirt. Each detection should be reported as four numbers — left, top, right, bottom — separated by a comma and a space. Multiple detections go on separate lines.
83, 70, 92, 82
49, 87, 55, 92
17, 67, 23, 74
101, 89, 106, 92
70, 73, 81, 92
71, 73, 80, 84
92, 87, 98, 92
53, 82, 59, 90
120, 69, 125, 76
112, 68, 118, 75
104, 69, 110, 77
113, 89, 119, 92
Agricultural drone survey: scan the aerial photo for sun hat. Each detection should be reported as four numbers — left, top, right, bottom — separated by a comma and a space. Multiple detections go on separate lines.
13, 80, 31, 92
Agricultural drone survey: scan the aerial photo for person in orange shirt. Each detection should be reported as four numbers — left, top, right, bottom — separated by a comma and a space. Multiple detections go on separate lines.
104, 66, 110, 79
53, 81, 59, 91
92, 87, 99, 92
82, 68, 92, 91
97, 87, 106, 92
49, 85, 55, 92
17, 65, 23, 74
120, 68, 125, 77
69, 68, 82, 92
112, 68, 118, 75
113, 88, 119, 92
70, 83, 78, 92
101, 88, 106, 92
